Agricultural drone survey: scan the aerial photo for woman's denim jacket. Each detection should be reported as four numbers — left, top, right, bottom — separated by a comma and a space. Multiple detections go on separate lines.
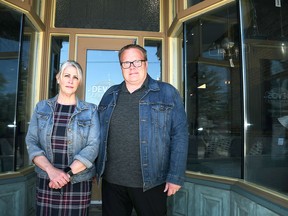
25, 95, 100, 184
96, 75, 189, 191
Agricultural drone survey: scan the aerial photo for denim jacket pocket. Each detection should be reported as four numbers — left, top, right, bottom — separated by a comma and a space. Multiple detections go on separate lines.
36, 112, 50, 130
77, 120, 92, 139
151, 104, 173, 128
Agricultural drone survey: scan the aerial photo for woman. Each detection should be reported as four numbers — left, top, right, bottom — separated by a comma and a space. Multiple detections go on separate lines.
26, 60, 100, 215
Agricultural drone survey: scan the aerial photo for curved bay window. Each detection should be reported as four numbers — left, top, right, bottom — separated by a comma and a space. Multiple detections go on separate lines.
241, 0, 288, 194
185, 0, 288, 195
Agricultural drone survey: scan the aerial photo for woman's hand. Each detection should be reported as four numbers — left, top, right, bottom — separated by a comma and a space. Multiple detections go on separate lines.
32, 155, 70, 189
47, 167, 70, 189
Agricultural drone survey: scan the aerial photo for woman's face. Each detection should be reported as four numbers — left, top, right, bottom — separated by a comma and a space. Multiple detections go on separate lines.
57, 65, 80, 96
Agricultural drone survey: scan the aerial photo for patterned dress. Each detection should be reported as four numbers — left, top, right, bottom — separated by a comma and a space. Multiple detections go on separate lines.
36, 103, 92, 216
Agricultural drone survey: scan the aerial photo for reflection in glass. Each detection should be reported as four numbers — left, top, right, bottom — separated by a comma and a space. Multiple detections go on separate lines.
17, 17, 40, 170
0, 5, 38, 172
0, 6, 21, 172
184, 2, 241, 178
241, 0, 288, 194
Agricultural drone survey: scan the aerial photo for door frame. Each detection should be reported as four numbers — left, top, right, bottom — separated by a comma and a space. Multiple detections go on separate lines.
75, 36, 136, 201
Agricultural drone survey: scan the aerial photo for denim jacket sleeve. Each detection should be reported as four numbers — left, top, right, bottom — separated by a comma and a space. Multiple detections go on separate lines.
73, 103, 100, 168
25, 101, 48, 163
166, 88, 189, 186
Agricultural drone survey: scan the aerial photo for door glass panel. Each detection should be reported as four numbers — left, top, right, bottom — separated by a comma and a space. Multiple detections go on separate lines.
85, 50, 122, 105
85, 46, 162, 105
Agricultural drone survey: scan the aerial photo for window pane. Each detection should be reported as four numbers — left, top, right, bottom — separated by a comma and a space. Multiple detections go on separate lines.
49, 36, 69, 98
145, 39, 162, 81
184, 2, 241, 178
85, 50, 122, 105
17, 17, 40, 170
55, 0, 160, 32
241, 0, 288, 194
0, 5, 22, 172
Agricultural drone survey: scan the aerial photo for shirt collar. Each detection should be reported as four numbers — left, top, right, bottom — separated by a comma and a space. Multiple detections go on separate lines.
121, 76, 149, 93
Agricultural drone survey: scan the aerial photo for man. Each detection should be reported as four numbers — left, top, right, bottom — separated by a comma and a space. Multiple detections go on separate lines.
96, 44, 188, 216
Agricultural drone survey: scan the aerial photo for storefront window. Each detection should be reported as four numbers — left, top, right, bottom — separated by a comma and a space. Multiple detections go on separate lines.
0, 5, 38, 172
241, 0, 288, 194
184, 2, 242, 178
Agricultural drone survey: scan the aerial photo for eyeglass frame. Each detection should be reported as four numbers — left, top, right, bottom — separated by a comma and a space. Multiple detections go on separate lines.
120, 59, 146, 69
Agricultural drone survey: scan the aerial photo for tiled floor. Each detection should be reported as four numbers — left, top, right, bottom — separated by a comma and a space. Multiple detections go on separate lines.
89, 204, 102, 215
89, 205, 137, 216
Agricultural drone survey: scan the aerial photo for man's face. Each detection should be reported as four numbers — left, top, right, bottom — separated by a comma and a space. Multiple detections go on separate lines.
120, 48, 148, 88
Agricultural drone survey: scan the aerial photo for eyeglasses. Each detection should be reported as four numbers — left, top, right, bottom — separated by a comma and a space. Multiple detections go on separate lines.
120, 60, 146, 69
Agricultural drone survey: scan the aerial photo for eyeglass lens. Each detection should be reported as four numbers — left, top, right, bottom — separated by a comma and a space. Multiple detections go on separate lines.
121, 60, 144, 69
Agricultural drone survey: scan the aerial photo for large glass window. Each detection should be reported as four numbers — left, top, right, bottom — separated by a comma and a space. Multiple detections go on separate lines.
241, 0, 288, 194
0, 5, 38, 172
184, 2, 241, 178
185, 0, 288, 195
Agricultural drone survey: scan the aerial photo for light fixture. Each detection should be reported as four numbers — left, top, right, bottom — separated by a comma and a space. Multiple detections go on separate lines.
221, 37, 236, 67
278, 0, 287, 60
198, 84, 207, 89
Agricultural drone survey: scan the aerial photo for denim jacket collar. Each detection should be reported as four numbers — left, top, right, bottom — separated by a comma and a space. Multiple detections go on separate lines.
47, 95, 90, 113
107, 75, 160, 96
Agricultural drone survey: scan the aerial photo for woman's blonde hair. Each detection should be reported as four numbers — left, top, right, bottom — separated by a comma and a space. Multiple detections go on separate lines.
56, 60, 83, 85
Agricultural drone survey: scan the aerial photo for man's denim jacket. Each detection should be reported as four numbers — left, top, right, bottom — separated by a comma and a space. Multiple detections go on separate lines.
96, 75, 189, 191
25, 95, 100, 184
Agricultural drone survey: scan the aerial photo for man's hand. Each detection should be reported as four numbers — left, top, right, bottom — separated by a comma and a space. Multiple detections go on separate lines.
164, 182, 181, 196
